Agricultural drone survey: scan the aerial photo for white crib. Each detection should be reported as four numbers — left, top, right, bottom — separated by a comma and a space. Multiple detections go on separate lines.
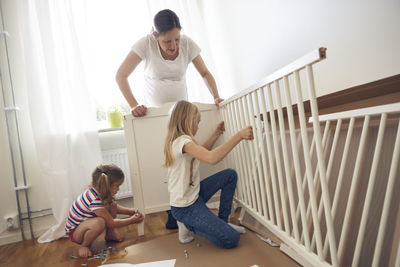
219, 48, 400, 267
124, 47, 400, 267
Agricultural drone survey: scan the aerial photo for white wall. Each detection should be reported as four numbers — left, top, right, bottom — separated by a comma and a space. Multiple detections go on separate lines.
201, 0, 400, 98
1, 0, 399, 245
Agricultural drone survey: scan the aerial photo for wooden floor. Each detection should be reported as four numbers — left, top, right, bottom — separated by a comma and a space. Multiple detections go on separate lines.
0, 209, 295, 267
0, 211, 175, 267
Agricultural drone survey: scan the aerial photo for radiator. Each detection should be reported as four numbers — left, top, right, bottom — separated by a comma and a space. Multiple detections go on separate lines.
101, 148, 132, 199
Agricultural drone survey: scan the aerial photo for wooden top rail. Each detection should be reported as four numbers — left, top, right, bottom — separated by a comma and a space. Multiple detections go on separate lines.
124, 102, 216, 120
309, 102, 400, 122
220, 47, 327, 106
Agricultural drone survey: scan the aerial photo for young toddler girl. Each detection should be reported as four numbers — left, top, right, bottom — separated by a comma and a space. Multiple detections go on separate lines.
65, 163, 143, 257
164, 100, 253, 248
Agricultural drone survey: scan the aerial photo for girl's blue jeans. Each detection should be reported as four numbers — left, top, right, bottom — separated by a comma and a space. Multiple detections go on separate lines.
171, 168, 240, 249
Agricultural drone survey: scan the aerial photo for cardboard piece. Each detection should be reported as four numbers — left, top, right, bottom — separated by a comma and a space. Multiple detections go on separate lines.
105, 231, 300, 267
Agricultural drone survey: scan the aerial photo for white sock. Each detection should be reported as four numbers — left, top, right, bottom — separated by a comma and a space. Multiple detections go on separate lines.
229, 223, 246, 234
177, 221, 194, 243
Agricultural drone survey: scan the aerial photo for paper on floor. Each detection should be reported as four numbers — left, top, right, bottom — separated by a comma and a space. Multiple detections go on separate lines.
99, 259, 176, 267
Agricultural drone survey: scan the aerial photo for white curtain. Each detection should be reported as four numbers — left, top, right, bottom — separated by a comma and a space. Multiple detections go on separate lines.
16, 0, 102, 242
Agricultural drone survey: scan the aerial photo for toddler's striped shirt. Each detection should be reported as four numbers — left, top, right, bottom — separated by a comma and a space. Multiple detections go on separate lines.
65, 187, 104, 234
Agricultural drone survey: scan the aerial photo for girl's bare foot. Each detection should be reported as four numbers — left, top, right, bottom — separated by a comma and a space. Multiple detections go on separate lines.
78, 246, 92, 258
105, 231, 124, 242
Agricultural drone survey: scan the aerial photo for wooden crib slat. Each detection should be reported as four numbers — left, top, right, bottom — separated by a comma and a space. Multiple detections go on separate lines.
248, 91, 269, 218
242, 95, 263, 215
308, 120, 331, 251
260, 87, 282, 227
306, 65, 338, 266
294, 69, 325, 260
274, 79, 301, 242
352, 114, 387, 267
283, 75, 312, 249
234, 100, 256, 210
229, 101, 252, 207
323, 117, 355, 257
220, 106, 240, 200
314, 119, 342, 258
253, 89, 276, 222
371, 120, 400, 267
266, 83, 291, 234
229, 102, 251, 205
337, 116, 370, 263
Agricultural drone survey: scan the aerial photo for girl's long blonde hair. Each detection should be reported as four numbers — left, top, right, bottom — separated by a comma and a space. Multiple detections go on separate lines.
164, 100, 199, 167
92, 164, 124, 206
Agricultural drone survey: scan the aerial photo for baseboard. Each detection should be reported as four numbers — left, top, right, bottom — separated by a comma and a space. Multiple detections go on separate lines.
280, 243, 332, 267
0, 231, 23, 246
0, 227, 50, 246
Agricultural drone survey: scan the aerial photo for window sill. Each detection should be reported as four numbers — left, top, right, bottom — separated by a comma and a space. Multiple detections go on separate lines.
98, 127, 123, 133
96, 120, 124, 133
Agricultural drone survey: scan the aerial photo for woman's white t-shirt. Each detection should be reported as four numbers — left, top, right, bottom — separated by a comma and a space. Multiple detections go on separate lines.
167, 135, 200, 207
132, 34, 201, 107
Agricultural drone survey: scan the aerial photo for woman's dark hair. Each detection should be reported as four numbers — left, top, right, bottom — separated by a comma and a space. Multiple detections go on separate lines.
154, 9, 181, 35
92, 163, 124, 206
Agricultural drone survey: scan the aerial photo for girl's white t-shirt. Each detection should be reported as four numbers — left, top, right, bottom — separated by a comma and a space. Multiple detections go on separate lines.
167, 135, 200, 207
132, 34, 201, 107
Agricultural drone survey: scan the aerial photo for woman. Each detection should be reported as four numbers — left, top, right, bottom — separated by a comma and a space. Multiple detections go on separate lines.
116, 9, 223, 118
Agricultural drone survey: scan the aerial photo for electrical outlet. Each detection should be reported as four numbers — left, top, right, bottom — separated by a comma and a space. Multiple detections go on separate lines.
4, 214, 19, 230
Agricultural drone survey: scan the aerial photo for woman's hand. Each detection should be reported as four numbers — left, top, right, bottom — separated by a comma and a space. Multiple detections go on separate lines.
239, 126, 253, 140
214, 97, 224, 107
131, 105, 147, 117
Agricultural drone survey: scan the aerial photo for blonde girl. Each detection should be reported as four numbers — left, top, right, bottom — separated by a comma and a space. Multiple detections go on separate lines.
164, 100, 253, 248
65, 164, 143, 258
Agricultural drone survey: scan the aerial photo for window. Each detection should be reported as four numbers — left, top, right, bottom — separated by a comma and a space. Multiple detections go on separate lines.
85, 0, 150, 128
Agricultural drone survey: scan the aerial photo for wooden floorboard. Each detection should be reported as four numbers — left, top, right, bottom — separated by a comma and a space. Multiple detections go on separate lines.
0, 211, 174, 267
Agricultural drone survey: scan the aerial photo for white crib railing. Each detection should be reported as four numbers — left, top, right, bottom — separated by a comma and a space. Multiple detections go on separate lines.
220, 47, 400, 267
309, 103, 400, 267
